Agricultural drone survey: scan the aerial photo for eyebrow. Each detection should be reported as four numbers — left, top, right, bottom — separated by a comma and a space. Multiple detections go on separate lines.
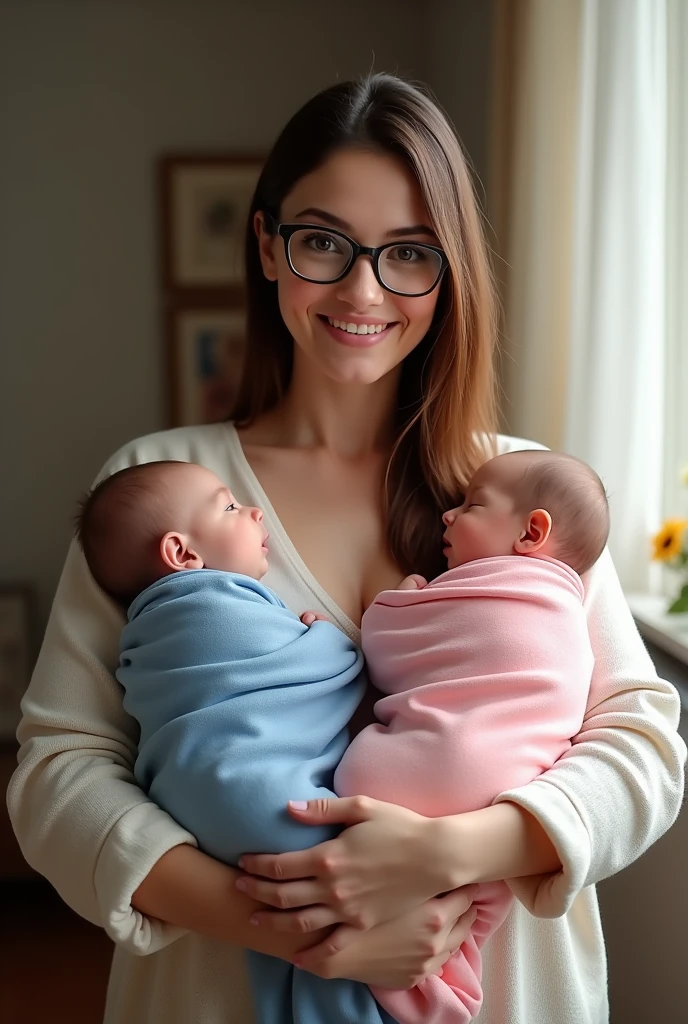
293, 207, 438, 241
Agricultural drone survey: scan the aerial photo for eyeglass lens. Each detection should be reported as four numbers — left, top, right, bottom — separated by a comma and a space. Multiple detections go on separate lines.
287, 228, 443, 295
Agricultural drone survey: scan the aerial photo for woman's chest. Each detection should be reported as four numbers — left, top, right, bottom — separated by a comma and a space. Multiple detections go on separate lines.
240, 445, 403, 625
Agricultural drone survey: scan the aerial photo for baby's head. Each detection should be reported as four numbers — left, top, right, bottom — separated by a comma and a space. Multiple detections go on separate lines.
442, 450, 609, 576
75, 461, 269, 606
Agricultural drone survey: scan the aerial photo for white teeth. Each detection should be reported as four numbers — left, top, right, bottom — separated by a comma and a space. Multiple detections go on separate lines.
327, 317, 388, 334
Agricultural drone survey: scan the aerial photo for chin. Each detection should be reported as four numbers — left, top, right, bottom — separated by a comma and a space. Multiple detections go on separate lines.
296, 325, 418, 386
306, 347, 392, 386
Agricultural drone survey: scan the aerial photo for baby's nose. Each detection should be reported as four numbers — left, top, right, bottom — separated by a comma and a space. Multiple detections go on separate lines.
250, 507, 263, 523
442, 509, 457, 525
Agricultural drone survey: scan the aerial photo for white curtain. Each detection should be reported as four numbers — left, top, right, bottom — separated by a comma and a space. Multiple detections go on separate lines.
495, 0, 669, 592
663, 0, 688, 525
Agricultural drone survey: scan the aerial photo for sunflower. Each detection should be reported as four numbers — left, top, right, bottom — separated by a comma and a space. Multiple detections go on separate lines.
652, 519, 688, 562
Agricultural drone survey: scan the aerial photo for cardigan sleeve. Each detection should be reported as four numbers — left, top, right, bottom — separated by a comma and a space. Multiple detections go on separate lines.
6, 445, 199, 955
494, 546, 686, 917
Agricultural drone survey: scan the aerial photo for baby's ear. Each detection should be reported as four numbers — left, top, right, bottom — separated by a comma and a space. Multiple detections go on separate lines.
513, 509, 552, 555
160, 532, 204, 571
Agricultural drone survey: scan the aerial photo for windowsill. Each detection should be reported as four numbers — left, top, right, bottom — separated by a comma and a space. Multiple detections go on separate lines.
626, 592, 688, 668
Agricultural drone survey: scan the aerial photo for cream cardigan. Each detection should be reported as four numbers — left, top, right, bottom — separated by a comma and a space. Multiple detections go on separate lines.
8, 423, 686, 1024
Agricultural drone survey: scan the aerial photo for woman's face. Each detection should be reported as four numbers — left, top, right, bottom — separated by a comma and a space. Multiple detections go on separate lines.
257, 147, 443, 386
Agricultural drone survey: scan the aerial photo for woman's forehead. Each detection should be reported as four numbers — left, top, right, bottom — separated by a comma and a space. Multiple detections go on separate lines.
281, 148, 431, 238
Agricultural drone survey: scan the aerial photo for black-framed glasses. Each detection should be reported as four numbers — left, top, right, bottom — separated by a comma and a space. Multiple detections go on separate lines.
264, 213, 449, 297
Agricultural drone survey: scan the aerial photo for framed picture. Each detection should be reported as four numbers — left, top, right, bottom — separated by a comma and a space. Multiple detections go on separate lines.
167, 306, 246, 427
159, 154, 263, 298
0, 586, 35, 740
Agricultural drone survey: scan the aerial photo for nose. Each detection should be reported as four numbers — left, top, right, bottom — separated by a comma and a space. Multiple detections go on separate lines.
250, 507, 263, 523
334, 255, 384, 310
442, 509, 458, 526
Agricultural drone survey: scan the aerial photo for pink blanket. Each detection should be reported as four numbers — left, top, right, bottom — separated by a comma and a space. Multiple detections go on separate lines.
335, 555, 594, 1024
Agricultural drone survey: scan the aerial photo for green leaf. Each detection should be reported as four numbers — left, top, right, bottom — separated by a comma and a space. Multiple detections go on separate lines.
668, 584, 688, 614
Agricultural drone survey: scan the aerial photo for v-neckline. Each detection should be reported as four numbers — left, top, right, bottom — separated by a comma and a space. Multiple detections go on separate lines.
225, 423, 362, 646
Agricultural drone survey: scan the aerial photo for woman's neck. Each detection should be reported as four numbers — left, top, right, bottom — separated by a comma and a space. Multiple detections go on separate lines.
247, 359, 400, 459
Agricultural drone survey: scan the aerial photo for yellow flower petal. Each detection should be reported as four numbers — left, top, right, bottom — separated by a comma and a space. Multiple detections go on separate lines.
651, 519, 688, 562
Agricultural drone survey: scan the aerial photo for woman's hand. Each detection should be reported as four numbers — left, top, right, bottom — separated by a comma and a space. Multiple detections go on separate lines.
131, 844, 332, 962
296, 888, 478, 989
236, 796, 456, 933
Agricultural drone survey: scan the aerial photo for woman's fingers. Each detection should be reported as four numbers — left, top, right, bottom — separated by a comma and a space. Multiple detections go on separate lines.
293, 890, 481, 987
285, 795, 377, 827
238, 843, 329, 881
251, 904, 342, 934
294, 924, 359, 969
239, 796, 378, 881
446, 907, 478, 953
236, 875, 327, 910
434, 884, 479, 922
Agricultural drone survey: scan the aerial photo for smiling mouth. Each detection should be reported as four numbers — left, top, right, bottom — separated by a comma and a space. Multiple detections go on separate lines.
325, 316, 391, 335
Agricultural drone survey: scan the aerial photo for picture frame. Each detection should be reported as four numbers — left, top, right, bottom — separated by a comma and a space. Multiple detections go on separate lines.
167, 306, 247, 427
159, 154, 264, 299
0, 586, 35, 740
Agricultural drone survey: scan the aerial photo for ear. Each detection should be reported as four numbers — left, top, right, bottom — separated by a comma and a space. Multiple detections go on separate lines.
254, 210, 279, 282
513, 509, 552, 555
160, 533, 204, 571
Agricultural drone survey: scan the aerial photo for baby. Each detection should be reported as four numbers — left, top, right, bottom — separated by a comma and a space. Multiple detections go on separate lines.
75, 459, 395, 1024
340, 447, 610, 1024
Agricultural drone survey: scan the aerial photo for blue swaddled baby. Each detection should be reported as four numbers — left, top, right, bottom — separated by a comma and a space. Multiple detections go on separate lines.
119, 569, 363, 860
75, 458, 396, 1024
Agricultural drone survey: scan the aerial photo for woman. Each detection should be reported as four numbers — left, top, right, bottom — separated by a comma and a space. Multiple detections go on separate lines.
8, 74, 685, 1024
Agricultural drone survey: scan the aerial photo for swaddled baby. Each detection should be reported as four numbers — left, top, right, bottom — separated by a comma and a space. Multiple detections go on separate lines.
75, 458, 397, 1024
338, 448, 611, 1024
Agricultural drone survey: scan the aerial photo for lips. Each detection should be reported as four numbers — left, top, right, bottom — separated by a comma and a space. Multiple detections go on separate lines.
317, 315, 397, 347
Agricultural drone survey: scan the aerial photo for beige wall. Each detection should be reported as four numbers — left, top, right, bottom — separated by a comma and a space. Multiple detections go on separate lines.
0, 0, 494, 623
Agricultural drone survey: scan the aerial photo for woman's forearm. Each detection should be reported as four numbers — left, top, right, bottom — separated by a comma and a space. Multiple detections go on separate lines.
132, 844, 328, 957
433, 802, 562, 889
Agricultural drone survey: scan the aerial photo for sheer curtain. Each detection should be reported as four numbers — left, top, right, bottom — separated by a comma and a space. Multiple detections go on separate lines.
663, 0, 688, 526
492, 0, 669, 591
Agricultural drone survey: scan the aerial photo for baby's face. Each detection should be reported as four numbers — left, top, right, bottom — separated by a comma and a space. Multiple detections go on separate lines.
179, 465, 269, 579
441, 456, 526, 570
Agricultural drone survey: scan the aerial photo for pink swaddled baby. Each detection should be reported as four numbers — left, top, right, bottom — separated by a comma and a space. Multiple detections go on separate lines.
335, 449, 610, 1024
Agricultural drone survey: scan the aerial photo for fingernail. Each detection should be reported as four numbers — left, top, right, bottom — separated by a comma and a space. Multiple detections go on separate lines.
250, 914, 260, 926
235, 878, 248, 891
289, 800, 308, 809
238, 857, 246, 869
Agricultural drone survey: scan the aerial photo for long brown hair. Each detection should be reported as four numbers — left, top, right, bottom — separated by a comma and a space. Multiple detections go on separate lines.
233, 73, 498, 580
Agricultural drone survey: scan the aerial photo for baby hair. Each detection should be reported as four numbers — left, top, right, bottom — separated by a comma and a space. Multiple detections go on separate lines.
75, 460, 190, 606
510, 450, 610, 575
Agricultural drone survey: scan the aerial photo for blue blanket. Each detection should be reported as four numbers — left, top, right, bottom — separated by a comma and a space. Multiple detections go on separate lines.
118, 569, 396, 1024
